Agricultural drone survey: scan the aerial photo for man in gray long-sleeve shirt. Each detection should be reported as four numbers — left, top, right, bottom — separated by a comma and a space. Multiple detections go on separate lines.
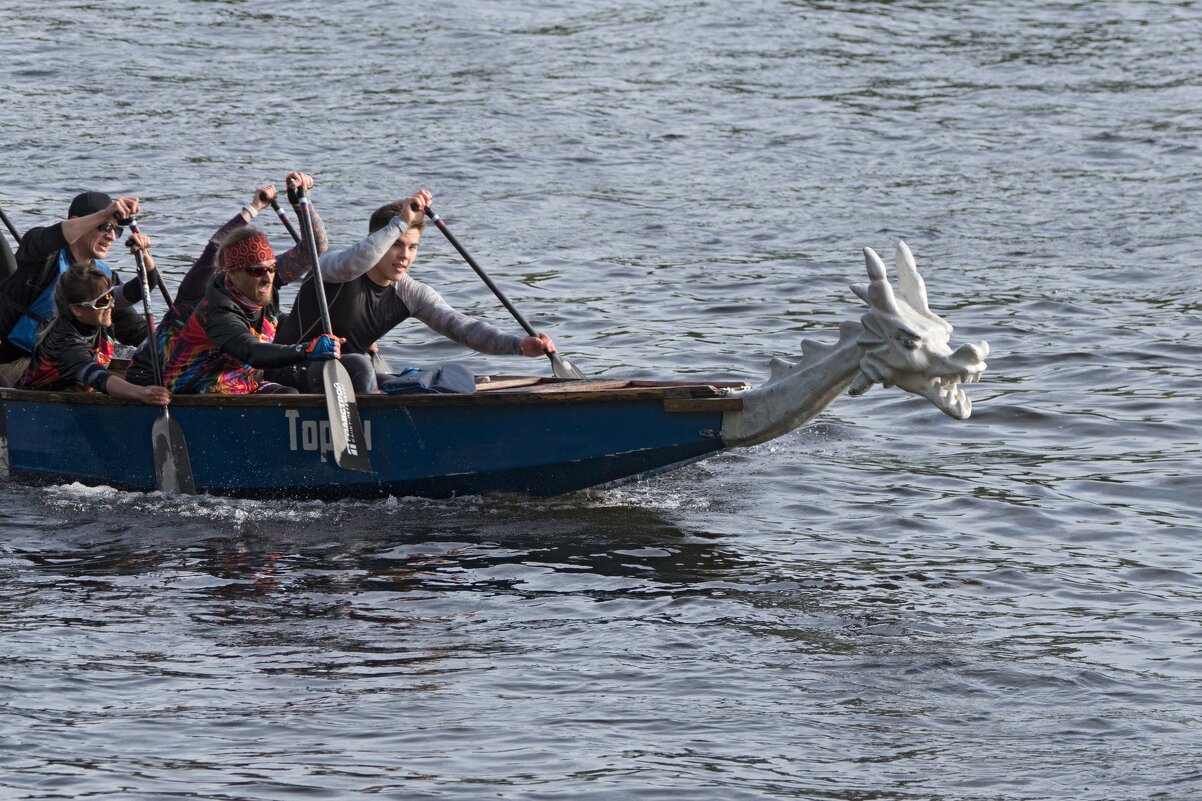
271, 188, 557, 393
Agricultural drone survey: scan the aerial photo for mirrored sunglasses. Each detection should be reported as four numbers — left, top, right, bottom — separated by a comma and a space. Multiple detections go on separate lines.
75, 290, 115, 310
96, 222, 125, 236
240, 262, 278, 278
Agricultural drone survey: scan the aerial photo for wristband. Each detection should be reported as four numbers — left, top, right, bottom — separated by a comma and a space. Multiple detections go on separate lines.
242, 205, 260, 220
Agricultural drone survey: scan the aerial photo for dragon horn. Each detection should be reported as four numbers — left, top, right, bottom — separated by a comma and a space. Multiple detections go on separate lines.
862, 247, 902, 317
894, 241, 932, 316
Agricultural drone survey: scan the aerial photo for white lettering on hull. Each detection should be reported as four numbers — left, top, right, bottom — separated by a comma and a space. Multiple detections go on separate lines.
286, 410, 373, 463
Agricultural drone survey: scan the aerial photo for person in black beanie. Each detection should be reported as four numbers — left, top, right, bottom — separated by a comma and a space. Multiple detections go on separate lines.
0, 191, 159, 385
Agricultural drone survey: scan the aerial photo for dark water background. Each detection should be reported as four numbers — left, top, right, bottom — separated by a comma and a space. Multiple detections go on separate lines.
2, 1, 1201, 799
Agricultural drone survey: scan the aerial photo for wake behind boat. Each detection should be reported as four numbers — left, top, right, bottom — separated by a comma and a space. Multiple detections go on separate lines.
0, 243, 988, 499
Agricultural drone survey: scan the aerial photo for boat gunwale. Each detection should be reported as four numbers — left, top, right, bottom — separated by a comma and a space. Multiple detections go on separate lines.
0, 377, 751, 409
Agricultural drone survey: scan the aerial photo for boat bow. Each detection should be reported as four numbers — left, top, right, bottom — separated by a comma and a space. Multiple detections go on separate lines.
720, 242, 989, 447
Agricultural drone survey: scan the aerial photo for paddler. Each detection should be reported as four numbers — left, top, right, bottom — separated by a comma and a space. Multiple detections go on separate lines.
158, 173, 341, 395
15, 261, 168, 405
269, 188, 558, 394
124, 172, 326, 388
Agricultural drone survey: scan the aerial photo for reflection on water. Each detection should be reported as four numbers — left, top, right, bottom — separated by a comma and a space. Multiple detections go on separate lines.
13, 481, 778, 598
4, 463, 1201, 798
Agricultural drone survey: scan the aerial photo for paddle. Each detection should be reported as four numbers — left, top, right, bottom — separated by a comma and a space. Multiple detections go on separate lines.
291, 183, 372, 473
128, 217, 196, 494
423, 206, 587, 380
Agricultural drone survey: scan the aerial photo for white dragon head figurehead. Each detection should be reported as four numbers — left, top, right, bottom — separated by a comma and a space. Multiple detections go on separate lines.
849, 242, 988, 419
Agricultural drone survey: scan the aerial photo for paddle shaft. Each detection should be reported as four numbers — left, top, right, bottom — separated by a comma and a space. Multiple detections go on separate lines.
278, 191, 395, 369
130, 223, 165, 388
293, 189, 334, 333
127, 219, 174, 308
424, 208, 539, 339
0, 204, 20, 242
0, 200, 18, 241
424, 207, 586, 379
269, 198, 301, 243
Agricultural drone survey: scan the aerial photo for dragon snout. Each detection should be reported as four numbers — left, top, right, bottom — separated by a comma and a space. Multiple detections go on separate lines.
946, 341, 989, 382
953, 341, 989, 364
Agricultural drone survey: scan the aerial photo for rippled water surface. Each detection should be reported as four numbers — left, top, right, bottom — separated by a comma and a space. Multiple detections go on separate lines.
2, 1, 1201, 799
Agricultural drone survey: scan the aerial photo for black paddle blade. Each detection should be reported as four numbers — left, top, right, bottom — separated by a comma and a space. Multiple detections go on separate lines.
550, 352, 586, 380
323, 360, 373, 473
152, 413, 196, 494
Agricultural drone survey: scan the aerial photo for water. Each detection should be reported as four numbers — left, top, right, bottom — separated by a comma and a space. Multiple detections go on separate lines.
2, 1, 1201, 798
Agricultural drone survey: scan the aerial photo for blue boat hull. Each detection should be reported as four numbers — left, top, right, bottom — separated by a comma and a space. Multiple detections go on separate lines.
0, 385, 733, 499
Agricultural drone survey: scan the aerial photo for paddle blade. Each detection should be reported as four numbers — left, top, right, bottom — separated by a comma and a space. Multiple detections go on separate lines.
152, 412, 196, 494
323, 360, 373, 473
550, 352, 586, 380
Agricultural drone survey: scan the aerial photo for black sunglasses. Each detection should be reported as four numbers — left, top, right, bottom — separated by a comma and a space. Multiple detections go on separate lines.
240, 263, 277, 278
97, 222, 125, 236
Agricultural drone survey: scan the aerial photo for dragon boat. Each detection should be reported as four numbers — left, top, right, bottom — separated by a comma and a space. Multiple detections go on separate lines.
0, 243, 989, 500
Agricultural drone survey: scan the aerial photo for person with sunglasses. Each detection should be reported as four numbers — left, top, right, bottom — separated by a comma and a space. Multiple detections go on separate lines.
160, 221, 339, 395
15, 263, 169, 404
0, 191, 160, 386
124, 172, 327, 388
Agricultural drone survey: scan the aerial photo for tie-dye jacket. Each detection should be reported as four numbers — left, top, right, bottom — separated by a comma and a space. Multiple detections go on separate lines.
161, 275, 309, 394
